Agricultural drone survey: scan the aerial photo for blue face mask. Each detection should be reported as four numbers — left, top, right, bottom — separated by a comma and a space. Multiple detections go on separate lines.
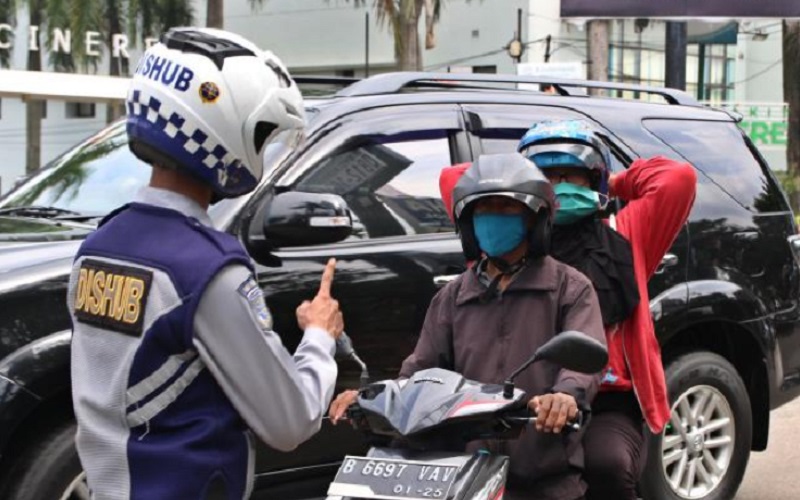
553, 182, 599, 225
473, 213, 528, 257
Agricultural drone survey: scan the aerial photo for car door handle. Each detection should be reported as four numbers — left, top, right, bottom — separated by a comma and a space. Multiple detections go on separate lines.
788, 235, 800, 267
734, 231, 759, 243
655, 253, 679, 275
789, 235, 800, 252
433, 274, 459, 287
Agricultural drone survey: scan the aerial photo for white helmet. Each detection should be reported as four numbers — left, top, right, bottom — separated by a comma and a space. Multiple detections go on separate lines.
126, 27, 305, 198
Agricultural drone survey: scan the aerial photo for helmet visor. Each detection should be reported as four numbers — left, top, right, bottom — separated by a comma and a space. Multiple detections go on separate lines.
520, 143, 606, 171
454, 191, 549, 220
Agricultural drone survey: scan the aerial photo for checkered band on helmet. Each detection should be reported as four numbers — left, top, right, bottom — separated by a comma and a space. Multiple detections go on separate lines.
126, 88, 256, 196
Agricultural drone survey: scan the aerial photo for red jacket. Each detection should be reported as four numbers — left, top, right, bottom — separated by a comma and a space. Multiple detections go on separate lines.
438, 157, 697, 432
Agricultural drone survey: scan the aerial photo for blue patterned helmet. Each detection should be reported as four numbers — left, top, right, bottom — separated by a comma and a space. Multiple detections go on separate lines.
517, 119, 611, 204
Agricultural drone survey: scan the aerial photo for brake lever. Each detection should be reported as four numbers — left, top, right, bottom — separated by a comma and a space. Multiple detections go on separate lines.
503, 410, 585, 432
344, 403, 368, 430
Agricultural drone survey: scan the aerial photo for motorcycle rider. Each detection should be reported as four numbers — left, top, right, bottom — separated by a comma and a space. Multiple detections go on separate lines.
438, 121, 697, 499
517, 119, 696, 500
68, 28, 343, 499
330, 153, 606, 500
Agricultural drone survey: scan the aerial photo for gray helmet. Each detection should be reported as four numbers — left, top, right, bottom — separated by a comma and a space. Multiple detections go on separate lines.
452, 153, 555, 261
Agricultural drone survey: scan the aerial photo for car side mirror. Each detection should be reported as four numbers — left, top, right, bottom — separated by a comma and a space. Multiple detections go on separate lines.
262, 191, 352, 248
532, 330, 608, 373
503, 331, 608, 398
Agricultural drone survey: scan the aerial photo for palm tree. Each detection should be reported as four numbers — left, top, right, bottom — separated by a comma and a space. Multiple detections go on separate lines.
345, 0, 478, 71
207, 0, 262, 28
9, 0, 194, 174
207, 0, 222, 28
23, 0, 47, 174
374, 0, 441, 70
248, 0, 448, 71
47, 0, 102, 72
154, 0, 194, 33
0, 0, 14, 68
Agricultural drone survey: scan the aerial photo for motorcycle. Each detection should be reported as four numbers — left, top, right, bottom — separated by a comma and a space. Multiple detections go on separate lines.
326, 330, 608, 500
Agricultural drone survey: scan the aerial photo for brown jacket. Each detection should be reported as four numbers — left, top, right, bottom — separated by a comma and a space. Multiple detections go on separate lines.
400, 256, 605, 499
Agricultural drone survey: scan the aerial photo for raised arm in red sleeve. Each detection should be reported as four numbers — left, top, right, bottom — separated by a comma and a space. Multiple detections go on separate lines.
611, 156, 697, 278
439, 163, 471, 223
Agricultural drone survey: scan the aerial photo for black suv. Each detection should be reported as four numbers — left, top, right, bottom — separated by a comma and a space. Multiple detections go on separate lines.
1, 73, 799, 500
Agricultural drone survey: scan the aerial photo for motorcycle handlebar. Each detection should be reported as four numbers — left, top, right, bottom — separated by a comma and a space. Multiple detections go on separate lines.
503, 410, 585, 432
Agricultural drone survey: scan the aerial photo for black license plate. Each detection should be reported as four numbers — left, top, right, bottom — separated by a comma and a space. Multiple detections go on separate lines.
327, 455, 459, 500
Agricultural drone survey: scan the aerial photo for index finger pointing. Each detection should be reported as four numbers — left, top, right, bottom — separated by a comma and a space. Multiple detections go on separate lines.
317, 258, 336, 298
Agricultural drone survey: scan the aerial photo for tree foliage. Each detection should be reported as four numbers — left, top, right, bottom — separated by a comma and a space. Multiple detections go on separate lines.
341, 0, 447, 70
0, 0, 16, 67
0, 0, 194, 72
783, 21, 800, 212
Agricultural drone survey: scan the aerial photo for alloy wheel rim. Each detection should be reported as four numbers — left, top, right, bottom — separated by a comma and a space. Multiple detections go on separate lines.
661, 385, 735, 499
59, 471, 90, 500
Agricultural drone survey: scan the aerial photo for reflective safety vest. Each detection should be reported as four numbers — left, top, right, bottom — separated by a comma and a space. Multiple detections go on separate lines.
69, 202, 255, 500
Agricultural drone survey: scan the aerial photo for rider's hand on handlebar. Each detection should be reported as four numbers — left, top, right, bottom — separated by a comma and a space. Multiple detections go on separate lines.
329, 390, 359, 425
528, 393, 578, 434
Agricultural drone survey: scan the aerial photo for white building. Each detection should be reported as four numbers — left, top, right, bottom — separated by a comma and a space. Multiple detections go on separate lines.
0, 0, 788, 192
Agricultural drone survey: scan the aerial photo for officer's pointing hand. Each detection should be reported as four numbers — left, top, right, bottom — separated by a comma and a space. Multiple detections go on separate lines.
297, 258, 343, 340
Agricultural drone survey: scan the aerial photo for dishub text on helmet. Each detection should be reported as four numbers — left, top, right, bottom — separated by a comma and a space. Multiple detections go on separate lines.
135, 54, 195, 93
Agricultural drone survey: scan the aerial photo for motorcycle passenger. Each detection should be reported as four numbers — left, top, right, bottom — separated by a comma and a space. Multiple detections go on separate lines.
68, 28, 343, 499
331, 153, 607, 500
517, 120, 697, 500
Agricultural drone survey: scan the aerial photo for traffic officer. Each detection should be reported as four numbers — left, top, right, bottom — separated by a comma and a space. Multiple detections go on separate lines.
68, 28, 343, 499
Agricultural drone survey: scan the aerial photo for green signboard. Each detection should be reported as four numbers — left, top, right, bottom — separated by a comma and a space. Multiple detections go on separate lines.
712, 102, 788, 150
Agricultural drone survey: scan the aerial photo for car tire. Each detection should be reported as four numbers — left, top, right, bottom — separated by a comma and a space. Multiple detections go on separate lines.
639, 351, 752, 500
5, 420, 87, 500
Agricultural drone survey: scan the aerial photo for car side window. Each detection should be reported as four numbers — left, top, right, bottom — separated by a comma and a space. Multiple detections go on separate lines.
464, 105, 625, 172
464, 105, 629, 174
463, 104, 594, 156
644, 119, 784, 212
295, 129, 455, 240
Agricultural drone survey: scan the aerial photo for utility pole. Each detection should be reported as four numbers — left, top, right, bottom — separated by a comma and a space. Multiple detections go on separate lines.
587, 20, 610, 94
544, 35, 552, 63
365, 12, 370, 77
507, 8, 524, 63
665, 21, 687, 90
206, 0, 224, 29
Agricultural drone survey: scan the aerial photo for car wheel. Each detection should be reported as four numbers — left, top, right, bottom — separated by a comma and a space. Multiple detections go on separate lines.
6, 420, 89, 500
639, 351, 752, 500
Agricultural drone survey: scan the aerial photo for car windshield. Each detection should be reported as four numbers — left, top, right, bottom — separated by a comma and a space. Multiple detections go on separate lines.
0, 118, 310, 224
0, 122, 146, 217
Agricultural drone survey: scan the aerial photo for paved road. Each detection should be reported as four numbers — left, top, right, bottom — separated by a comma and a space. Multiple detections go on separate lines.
735, 397, 800, 499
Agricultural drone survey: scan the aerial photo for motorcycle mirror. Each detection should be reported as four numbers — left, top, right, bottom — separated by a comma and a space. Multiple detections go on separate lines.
503, 331, 608, 398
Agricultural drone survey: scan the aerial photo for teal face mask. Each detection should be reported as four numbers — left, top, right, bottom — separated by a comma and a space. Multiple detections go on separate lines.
473, 213, 527, 257
553, 182, 599, 225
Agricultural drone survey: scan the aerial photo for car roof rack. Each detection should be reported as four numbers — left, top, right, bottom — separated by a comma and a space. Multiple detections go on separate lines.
334, 72, 698, 106
294, 76, 361, 86
294, 76, 362, 97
